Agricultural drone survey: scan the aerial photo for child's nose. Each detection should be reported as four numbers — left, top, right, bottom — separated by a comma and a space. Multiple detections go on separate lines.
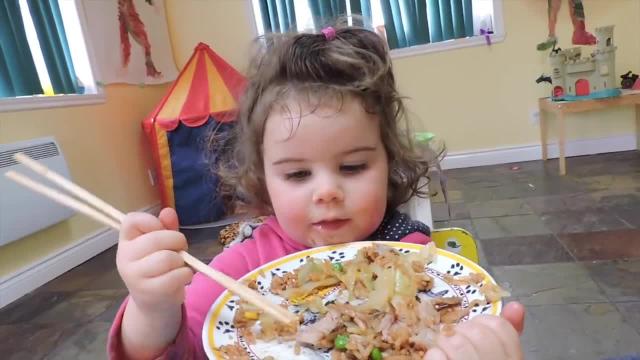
312, 180, 344, 204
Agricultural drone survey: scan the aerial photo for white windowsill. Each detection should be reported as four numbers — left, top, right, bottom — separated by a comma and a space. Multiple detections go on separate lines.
389, 32, 506, 59
0, 92, 106, 113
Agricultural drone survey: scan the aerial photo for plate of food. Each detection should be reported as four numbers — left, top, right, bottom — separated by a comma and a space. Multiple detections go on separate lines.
203, 241, 508, 359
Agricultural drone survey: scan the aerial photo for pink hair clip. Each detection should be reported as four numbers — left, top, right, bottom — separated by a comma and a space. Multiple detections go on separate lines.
321, 26, 337, 41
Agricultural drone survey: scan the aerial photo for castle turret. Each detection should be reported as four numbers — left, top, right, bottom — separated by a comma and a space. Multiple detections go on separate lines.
596, 26, 615, 52
593, 25, 616, 91
549, 50, 567, 91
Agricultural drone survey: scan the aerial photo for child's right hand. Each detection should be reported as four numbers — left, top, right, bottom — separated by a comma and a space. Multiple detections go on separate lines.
116, 208, 194, 314
424, 302, 525, 360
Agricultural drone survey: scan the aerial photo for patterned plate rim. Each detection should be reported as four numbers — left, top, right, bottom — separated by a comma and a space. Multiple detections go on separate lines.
203, 241, 502, 359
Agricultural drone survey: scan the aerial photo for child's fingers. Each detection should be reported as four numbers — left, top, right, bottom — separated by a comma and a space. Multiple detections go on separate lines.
455, 320, 508, 359
132, 250, 186, 278
501, 301, 526, 335
158, 207, 180, 231
423, 347, 448, 360
120, 212, 166, 241
432, 330, 480, 360
121, 230, 188, 262
473, 315, 522, 359
143, 266, 194, 294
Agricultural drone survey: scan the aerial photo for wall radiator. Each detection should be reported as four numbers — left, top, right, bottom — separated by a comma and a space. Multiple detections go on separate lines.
0, 137, 75, 246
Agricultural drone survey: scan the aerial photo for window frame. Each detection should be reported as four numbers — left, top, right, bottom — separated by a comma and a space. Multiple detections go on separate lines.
0, 0, 105, 113
389, 0, 505, 59
247, 0, 506, 60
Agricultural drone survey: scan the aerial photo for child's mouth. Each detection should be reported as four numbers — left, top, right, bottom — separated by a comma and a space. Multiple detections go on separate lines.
312, 219, 350, 231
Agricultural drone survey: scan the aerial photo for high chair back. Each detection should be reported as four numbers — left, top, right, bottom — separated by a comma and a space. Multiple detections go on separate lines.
431, 227, 479, 263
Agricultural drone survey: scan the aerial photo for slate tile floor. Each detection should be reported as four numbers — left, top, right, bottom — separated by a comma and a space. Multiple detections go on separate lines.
1, 151, 639, 359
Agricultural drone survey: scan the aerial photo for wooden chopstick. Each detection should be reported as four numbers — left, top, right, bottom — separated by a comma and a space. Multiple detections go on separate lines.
5, 171, 122, 230
7, 154, 297, 324
14, 153, 125, 223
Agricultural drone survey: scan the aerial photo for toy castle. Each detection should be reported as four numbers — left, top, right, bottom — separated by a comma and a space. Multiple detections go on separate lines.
547, 25, 620, 101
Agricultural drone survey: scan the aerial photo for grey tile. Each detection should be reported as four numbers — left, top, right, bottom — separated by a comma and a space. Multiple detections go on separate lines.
41, 247, 118, 292
431, 202, 470, 221
0, 291, 70, 325
521, 303, 640, 360
82, 268, 127, 291
614, 302, 640, 336
0, 323, 76, 360
558, 229, 640, 261
576, 175, 640, 191
585, 259, 640, 302
45, 322, 110, 360
460, 188, 497, 203
33, 290, 127, 324
522, 178, 586, 197
472, 214, 550, 239
492, 263, 607, 305
467, 198, 533, 218
94, 295, 127, 323
608, 202, 640, 229
189, 237, 225, 263
480, 234, 573, 266
526, 193, 598, 213
540, 210, 630, 234
429, 188, 464, 203
591, 189, 640, 207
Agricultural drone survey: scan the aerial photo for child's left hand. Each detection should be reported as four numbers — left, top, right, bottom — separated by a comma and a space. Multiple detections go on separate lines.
424, 302, 525, 360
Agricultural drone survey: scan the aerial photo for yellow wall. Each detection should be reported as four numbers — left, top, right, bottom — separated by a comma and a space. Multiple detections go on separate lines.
168, 0, 640, 152
0, 84, 167, 276
396, 0, 640, 152
2, 0, 638, 277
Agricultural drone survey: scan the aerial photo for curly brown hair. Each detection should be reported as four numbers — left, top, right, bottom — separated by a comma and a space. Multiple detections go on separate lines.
213, 24, 429, 216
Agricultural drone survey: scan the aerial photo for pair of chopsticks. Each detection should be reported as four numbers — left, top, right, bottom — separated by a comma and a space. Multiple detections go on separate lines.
5, 153, 297, 324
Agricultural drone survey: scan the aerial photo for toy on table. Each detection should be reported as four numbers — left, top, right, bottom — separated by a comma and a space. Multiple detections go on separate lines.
537, 0, 596, 51
620, 71, 639, 90
536, 26, 621, 101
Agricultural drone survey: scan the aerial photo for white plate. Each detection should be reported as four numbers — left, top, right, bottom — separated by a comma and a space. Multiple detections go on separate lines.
203, 241, 502, 359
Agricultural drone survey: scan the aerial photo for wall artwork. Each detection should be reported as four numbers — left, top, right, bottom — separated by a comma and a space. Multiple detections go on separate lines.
82, 0, 177, 85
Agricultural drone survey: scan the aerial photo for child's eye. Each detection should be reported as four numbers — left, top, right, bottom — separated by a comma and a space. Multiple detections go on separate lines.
285, 170, 311, 181
340, 163, 367, 174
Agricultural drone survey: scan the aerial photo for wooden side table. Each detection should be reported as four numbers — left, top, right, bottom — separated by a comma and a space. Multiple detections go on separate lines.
538, 91, 640, 175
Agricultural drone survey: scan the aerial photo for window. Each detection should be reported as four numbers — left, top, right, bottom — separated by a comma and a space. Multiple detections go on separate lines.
250, 0, 504, 58
0, 0, 103, 112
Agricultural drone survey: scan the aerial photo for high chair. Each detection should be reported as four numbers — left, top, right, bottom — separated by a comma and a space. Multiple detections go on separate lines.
431, 227, 479, 263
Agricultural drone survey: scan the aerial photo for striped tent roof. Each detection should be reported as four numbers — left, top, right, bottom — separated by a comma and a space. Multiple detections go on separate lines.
148, 42, 246, 131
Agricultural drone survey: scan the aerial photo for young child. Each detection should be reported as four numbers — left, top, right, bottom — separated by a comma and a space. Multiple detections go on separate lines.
108, 25, 524, 359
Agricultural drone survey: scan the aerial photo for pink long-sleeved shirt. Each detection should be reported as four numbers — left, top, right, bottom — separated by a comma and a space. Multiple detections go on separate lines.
107, 216, 430, 359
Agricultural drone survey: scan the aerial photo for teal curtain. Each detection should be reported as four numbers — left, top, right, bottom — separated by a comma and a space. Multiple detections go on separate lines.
0, 0, 42, 97
27, 0, 78, 95
462, 0, 474, 36
426, 0, 442, 42
311, 0, 345, 21
438, 0, 454, 40
382, 0, 474, 49
309, 0, 345, 28
451, 0, 465, 38
260, 0, 297, 33
349, 0, 372, 27
381, 0, 430, 49
308, 0, 372, 29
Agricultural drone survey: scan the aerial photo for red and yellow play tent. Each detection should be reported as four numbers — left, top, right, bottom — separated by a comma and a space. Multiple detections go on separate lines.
143, 43, 246, 225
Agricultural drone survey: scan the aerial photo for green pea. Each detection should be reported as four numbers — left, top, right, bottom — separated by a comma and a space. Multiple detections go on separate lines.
334, 334, 349, 350
370, 347, 382, 360
332, 262, 344, 272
